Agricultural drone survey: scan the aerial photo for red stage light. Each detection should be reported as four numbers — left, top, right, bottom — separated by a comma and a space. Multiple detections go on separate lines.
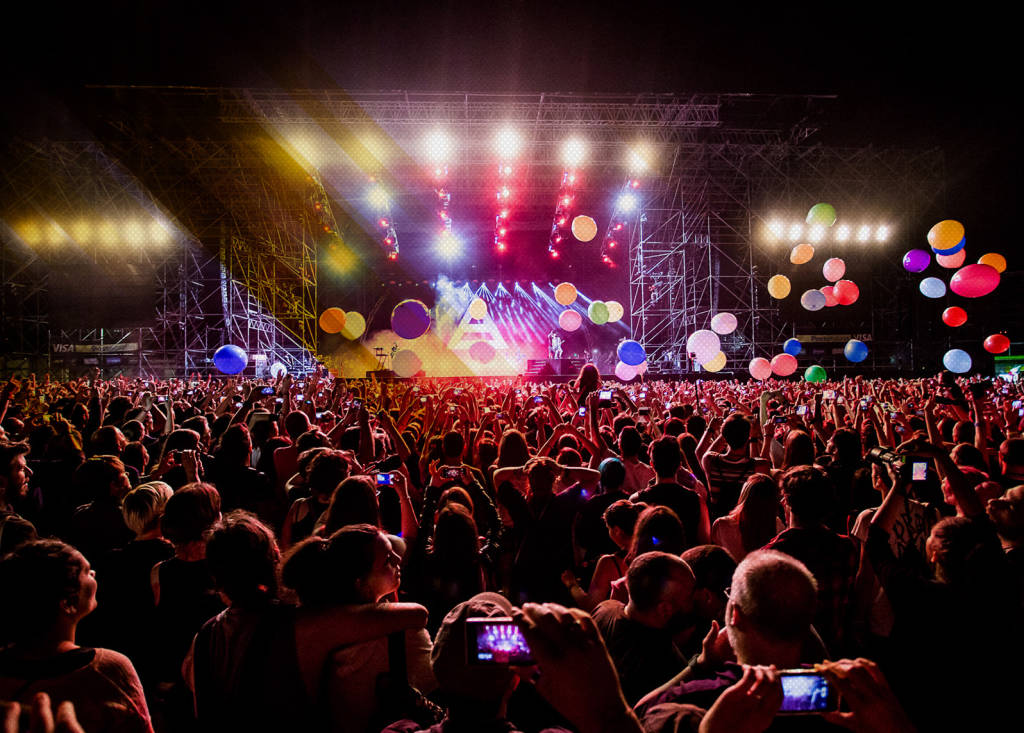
630, 179, 640, 188
387, 251, 398, 261
553, 234, 562, 244
439, 211, 449, 221
549, 249, 560, 258
499, 209, 509, 219
608, 240, 617, 248
557, 217, 566, 226
499, 227, 507, 236
562, 196, 571, 206
322, 225, 332, 233
496, 242, 507, 252
379, 218, 389, 228
384, 237, 393, 245
614, 222, 623, 231
314, 202, 322, 212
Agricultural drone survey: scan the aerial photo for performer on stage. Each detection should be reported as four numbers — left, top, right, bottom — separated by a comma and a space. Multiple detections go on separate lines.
547, 329, 564, 359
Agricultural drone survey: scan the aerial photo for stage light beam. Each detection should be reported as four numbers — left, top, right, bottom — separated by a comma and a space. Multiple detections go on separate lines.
856, 225, 871, 243
562, 137, 586, 168
423, 129, 454, 163
835, 224, 850, 242
807, 224, 825, 243
876, 225, 890, 242
627, 147, 649, 173
787, 223, 803, 242
494, 127, 522, 159
367, 186, 390, 209
766, 219, 785, 241
437, 231, 461, 260
617, 193, 638, 213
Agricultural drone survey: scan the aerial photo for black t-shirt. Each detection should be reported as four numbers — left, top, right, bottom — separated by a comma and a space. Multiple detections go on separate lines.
574, 490, 628, 567
633, 481, 702, 548
592, 600, 686, 705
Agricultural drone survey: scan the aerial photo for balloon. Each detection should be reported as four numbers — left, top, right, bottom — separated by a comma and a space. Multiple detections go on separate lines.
949, 264, 1000, 298
933, 236, 966, 256
771, 353, 798, 376
213, 345, 248, 375
942, 306, 967, 327
468, 298, 487, 319
468, 341, 496, 363
340, 311, 366, 340
821, 257, 845, 283
806, 203, 837, 227
635, 361, 648, 375
977, 253, 1007, 273
571, 215, 597, 242
936, 249, 966, 269
615, 361, 638, 381
919, 277, 947, 299
942, 348, 972, 374
928, 220, 965, 252
767, 275, 791, 299
392, 349, 422, 378
804, 365, 827, 383
783, 338, 802, 356
588, 301, 609, 325
790, 243, 815, 265
748, 357, 772, 381
903, 249, 931, 273
606, 301, 624, 323
820, 286, 839, 307
984, 334, 1010, 354
833, 280, 860, 306
269, 362, 287, 378
702, 351, 727, 372
554, 282, 578, 306
800, 289, 826, 311
687, 330, 721, 364
558, 309, 582, 331
710, 312, 738, 335
844, 339, 869, 363
391, 299, 431, 339
617, 340, 647, 366
319, 307, 346, 334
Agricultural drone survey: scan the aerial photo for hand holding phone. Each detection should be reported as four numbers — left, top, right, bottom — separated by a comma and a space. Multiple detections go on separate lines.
777, 670, 839, 714
466, 618, 534, 665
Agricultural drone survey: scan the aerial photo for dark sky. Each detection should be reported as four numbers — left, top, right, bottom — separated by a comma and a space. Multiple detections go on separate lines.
3, 1, 1016, 239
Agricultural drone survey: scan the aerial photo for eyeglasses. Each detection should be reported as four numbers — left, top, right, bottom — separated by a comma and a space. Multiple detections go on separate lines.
723, 586, 732, 604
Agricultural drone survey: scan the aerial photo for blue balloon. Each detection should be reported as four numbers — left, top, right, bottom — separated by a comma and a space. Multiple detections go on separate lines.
783, 338, 802, 357
213, 344, 248, 375
932, 236, 966, 257
943, 348, 972, 374
844, 339, 869, 363
617, 340, 647, 366
919, 277, 947, 299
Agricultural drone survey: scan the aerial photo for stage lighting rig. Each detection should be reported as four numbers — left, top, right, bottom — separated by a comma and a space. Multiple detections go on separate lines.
548, 169, 579, 259
368, 184, 399, 261
601, 177, 641, 267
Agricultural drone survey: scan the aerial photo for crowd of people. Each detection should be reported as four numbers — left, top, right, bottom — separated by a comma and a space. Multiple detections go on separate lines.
0, 364, 1021, 732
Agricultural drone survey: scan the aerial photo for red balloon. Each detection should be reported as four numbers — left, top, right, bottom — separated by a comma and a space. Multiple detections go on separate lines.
950, 264, 1000, 298
833, 279, 860, 305
820, 286, 839, 307
984, 334, 1010, 354
942, 306, 967, 327
770, 353, 798, 377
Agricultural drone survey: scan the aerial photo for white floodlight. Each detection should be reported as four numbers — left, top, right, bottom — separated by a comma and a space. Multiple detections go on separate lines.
562, 137, 586, 167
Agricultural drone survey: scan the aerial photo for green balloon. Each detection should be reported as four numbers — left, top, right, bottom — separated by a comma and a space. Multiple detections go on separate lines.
588, 301, 609, 325
804, 364, 828, 383
806, 203, 837, 228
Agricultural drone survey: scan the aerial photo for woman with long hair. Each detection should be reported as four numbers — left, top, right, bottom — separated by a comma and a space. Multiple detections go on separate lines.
711, 473, 784, 560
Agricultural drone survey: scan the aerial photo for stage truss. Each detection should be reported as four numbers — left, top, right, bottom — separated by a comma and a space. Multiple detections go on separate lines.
2, 89, 944, 376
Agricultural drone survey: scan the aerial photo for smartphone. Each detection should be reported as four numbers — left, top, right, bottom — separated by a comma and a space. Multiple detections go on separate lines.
796, 405, 807, 416
598, 389, 613, 408
236, 386, 244, 392
515, 388, 522, 395
665, 401, 672, 410
420, 397, 428, 403
638, 406, 651, 416
353, 399, 362, 408
836, 397, 844, 404
578, 407, 586, 416
911, 461, 928, 482
296, 394, 304, 401
497, 412, 505, 419
773, 416, 787, 424
454, 389, 462, 396
824, 390, 835, 400
260, 386, 275, 396
639, 392, 647, 398
443, 467, 462, 480
275, 397, 284, 404
315, 412, 324, 420
376, 473, 393, 486
533, 396, 544, 404
186, 390, 194, 395
1014, 400, 1022, 410
777, 671, 839, 714
156, 396, 167, 403
890, 411, 899, 419
466, 618, 534, 665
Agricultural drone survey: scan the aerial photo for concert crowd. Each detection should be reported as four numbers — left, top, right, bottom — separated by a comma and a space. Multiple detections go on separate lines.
0, 365, 1021, 732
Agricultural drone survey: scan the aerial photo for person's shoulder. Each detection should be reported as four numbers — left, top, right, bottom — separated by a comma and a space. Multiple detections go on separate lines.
89, 648, 144, 689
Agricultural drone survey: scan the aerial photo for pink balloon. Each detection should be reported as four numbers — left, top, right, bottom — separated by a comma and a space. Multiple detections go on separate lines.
820, 286, 838, 307
749, 357, 772, 381
936, 249, 966, 269
822, 257, 846, 282
770, 353, 798, 376
949, 264, 1000, 298
834, 279, 860, 305
558, 309, 582, 331
615, 361, 638, 381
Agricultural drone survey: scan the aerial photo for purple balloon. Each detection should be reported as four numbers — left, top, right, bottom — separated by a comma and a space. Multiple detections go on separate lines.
391, 299, 431, 340
903, 249, 930, 273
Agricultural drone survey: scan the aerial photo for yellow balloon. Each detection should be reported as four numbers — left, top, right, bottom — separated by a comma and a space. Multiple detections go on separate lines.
927, 220, 965, 251
468, 298, 487, 319
319, 307, 346, 334
702, 351, 727, 372
767, 274, 791, 299
340, 311, 366, 340
554, 282, 578, 306
606, 300, 624, 323
571, 215, 598, 242
789, 243, 815, 265
978, 252, 1007, 274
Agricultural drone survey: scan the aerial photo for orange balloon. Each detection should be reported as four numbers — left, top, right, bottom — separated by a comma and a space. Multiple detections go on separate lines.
319, 307, 346, 334
978, 253, 1007, 273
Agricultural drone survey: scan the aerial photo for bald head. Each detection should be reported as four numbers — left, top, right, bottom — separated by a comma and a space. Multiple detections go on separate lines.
730, 549, 817, 643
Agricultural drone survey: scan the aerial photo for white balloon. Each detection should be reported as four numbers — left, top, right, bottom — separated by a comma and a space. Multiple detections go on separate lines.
686, 330, 721, 364
392, 349, 422, 378
269, 362, 287, 378
710, 312, 737, 335
800, 289, 826, 311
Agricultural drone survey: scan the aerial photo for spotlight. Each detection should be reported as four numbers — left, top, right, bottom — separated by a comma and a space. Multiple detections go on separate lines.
766, 219, 785, 241
494, 127, 522, 159
123, 219, 147, 246
856, 225, 871, 243
630, 179, 641, 189
499, 209, 509, 219
437, 231, 461, 259
787, 223, 803, 242
423, 129, 453, 163
562, 137, 586, 167
562, 196, 572, 206
835, 224, 850, 242
627, 147, 648, 173
876, 225, 890, 242
379, 217, 390, 228
367, 186, 390, 209
616, 193, 638, 213
70, 219, 92, 243
807, 224, 825, 243
549, 247, 560, 259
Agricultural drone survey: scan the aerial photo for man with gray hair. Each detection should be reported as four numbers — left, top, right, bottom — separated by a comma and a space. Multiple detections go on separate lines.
635, 550, 820, 720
